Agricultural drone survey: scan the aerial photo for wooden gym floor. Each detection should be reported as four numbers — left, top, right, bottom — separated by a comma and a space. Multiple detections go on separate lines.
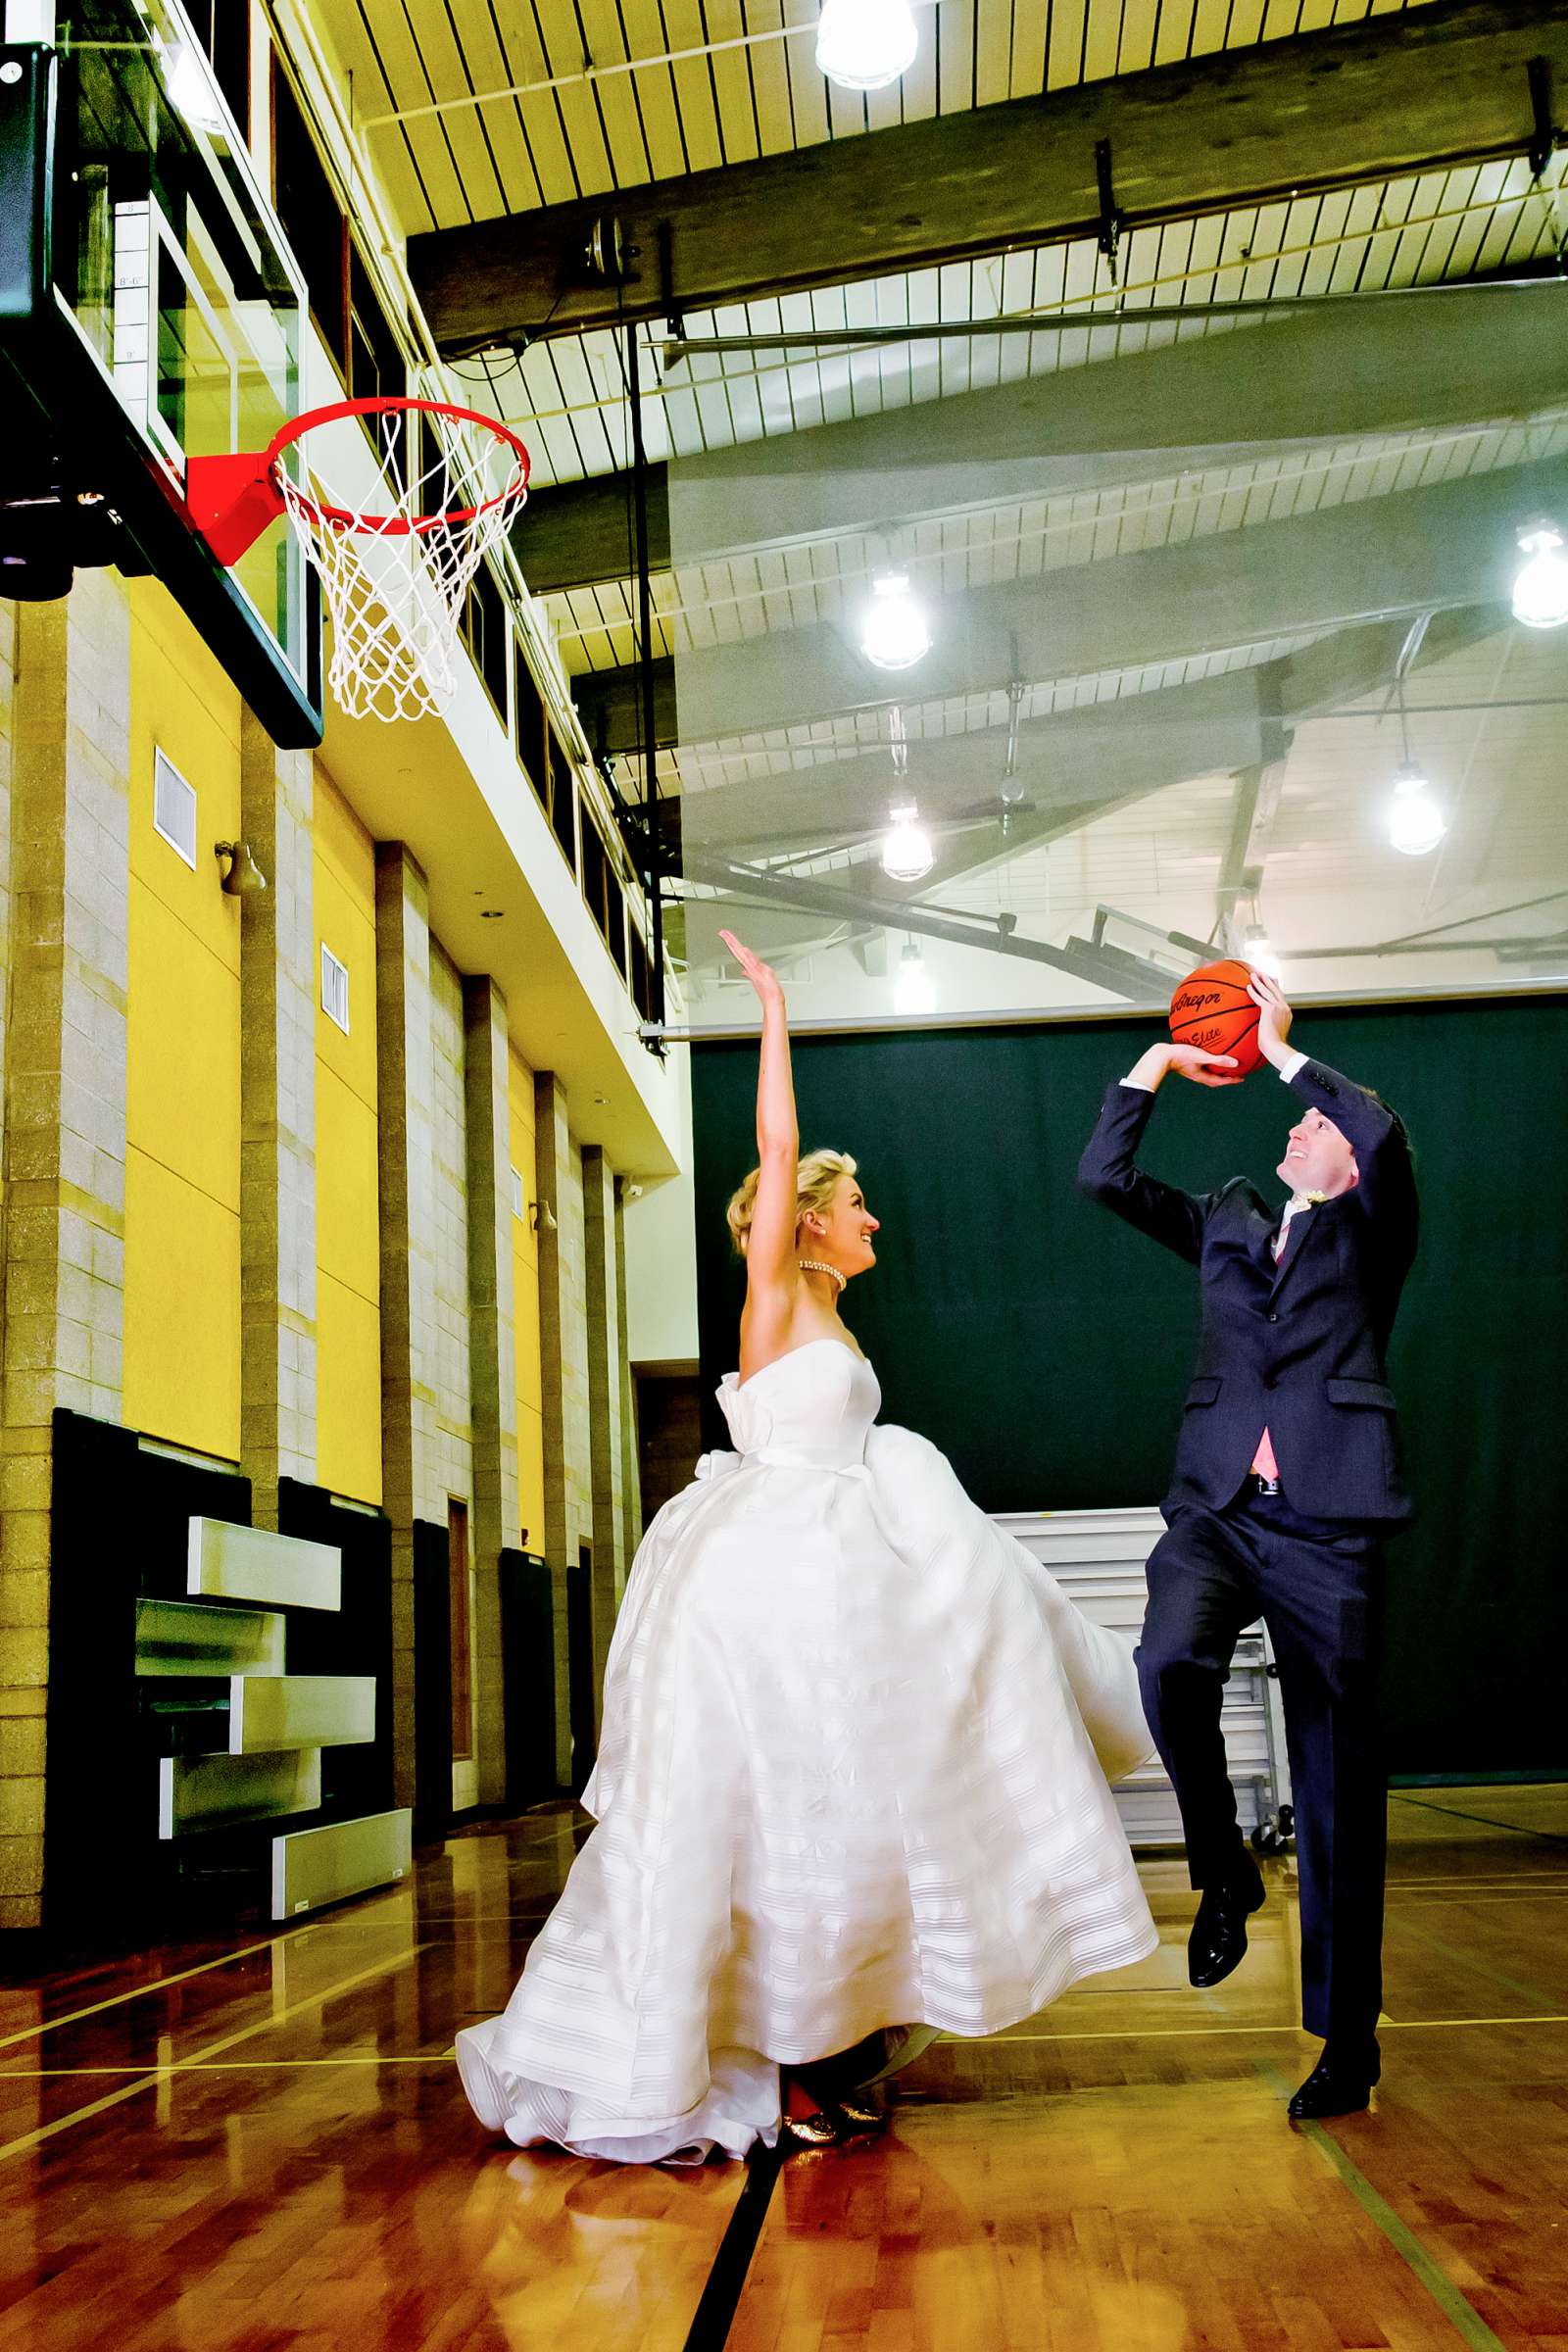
1, 1786, 1566, 2350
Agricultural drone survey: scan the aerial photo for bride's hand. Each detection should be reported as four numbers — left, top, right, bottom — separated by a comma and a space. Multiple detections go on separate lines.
720, 930, 784, 1007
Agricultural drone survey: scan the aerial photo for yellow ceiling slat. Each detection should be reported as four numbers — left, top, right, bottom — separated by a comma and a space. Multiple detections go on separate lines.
657, 0, 729, 174
1007, 0, 1050, 96
1152, 2, 1199, 69
935, 0, 975, 116
350, 3, 474, 231
1221, 0, 1268, 62
573, 0, 657, 190
1045, 0, 1089, 92
444, 0, 553, 212
1189, 0, 1235, 63
746, 0, 802, 159
781, 24, 832, 151
1078, 0, 1123, 82
703, 0, 765, 166
973, 0, 1014, 109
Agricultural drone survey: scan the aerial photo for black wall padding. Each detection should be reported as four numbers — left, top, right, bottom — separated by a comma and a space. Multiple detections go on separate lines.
500, 1547, 560, 1807
412, 1519, 454, 1839
692, 995, 1568, 1779
43, 1410, 255, 1936
566, 1555, 598, 1798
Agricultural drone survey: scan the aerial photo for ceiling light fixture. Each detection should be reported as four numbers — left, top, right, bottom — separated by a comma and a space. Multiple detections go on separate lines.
1511, 520, 1568, 629
1385, 652, 1446, 858
814, 0, 919, 92
860, 570, 930, 671
1389, 759, 1446, 856
893, 937, 936, 1017
1241, 920, 1281, 978
880, 803, 934, 883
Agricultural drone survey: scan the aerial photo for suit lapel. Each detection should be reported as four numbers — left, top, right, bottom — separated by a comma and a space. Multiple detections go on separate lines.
1245, 1201, 1278, 1271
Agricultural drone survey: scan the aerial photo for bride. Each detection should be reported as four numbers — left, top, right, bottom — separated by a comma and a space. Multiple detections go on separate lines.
456, 932, 1158, 2164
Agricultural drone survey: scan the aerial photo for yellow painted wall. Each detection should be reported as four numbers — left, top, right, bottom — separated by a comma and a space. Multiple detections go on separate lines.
314, 767, 382, 1503
122, 581, 242, 1459
509, 1047, 546, 1553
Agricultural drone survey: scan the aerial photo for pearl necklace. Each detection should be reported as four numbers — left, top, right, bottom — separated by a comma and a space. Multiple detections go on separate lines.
797, 1256, 846, 1294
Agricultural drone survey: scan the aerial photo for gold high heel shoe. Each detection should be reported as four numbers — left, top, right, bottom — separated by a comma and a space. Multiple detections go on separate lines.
781, 2107, 844, 2149
835, 2094, 886, 2132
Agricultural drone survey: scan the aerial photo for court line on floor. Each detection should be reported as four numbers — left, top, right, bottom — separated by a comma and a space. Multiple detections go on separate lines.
1392, 1919, 1562, 2012
0, 1944, 429, 2166
0, 1933, 312, 2052
1254, 2061, 1507, 2350
681, 2139, 785, 2352
1389, 1794, 1568, 1845
1387, 1889, 1568, 1902
0, 2056, 456, 2075
0, 1828, 578, 2056
943, 2014, 1568, 2043
1387, 1874, 1568, 1891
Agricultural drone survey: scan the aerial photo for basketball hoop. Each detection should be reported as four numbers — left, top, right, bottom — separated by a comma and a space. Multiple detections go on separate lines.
186, 397, 531, 722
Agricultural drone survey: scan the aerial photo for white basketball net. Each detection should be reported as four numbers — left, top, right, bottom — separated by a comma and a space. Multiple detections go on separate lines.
275, 408, 528, 722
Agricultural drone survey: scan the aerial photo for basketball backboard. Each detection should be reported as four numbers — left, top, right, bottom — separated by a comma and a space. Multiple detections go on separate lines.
0, 3, 321, 745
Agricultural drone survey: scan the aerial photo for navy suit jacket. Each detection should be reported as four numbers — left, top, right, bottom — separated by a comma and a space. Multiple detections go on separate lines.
1077, 1058, 1419, 1527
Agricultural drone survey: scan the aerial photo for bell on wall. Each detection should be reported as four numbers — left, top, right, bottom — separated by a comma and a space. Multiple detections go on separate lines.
214, 840, 269, 896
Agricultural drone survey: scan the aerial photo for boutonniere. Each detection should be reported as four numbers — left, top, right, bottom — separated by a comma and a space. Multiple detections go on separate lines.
1302, 1190, 1329, 1206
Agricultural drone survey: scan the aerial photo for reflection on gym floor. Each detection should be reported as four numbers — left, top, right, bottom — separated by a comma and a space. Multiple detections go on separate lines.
2, 1788, 1566, 2350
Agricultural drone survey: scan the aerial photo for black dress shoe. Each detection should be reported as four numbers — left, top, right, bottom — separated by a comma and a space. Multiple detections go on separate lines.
1188, 1861, 1265, 1987
1288, 2040, 1381, 2120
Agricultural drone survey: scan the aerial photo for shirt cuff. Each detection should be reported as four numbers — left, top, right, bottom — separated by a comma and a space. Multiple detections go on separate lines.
1120, 1074, 1155, 1093
1276, 1049, 1307, 1084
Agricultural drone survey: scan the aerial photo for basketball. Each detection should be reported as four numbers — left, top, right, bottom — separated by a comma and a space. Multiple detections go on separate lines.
1168, 958, 1263, 1075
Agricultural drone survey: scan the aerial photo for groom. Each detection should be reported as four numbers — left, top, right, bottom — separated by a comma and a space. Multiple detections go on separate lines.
1078, 973, 1417, 2120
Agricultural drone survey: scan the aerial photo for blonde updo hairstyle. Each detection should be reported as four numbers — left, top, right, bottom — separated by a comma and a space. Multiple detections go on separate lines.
726, 1149, 858, 1257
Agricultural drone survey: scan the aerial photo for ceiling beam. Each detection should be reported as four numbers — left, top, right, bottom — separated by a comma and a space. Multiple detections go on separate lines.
574, 656, 676, 759
681, 851, 1144, 996
522, 280, 1568, 592
522, 471, 669, 597
574, 451, 1568, 754
673, 603, 1512, 986
669, 602, 1504, 948
411, 0, 1568, 356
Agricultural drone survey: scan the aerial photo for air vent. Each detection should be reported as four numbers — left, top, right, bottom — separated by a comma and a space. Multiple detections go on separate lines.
320, 944, 350, 1034
152, 748, 197, 868
511, 1165, 525, 1218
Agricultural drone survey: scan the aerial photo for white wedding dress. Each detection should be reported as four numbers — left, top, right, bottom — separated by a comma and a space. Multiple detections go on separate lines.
456, 1341, 1158, 2164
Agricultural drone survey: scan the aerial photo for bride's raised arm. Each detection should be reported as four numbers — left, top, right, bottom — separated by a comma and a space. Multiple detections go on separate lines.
720, 930, 799, 1319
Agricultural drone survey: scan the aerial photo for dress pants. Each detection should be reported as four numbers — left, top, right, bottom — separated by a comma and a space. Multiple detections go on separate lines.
1137, 1483, 1388, 2043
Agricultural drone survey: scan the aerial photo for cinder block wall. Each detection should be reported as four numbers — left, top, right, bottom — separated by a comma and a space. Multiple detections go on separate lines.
0, 580, 645, 1925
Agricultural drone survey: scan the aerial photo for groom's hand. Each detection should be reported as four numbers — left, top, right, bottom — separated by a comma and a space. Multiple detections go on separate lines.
1169, 1044, 1244, 1089
1124, 1042, 1242, 1091
1248, 970, 1295, 1067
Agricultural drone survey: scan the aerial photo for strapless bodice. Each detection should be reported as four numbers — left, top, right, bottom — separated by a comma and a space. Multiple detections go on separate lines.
717, 1340, 881, 1472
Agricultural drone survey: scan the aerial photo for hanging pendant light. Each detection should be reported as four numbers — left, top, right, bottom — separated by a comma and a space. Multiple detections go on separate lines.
1386, 662, 1445, 857
881, 803, 933, 882
1512, 521, 1568, 630
814, 0, 919, 92
1388, 759, 1446, 856
893, 937, 936, 1016
860, 570, 930, 670
1241, 921, 1281, 978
